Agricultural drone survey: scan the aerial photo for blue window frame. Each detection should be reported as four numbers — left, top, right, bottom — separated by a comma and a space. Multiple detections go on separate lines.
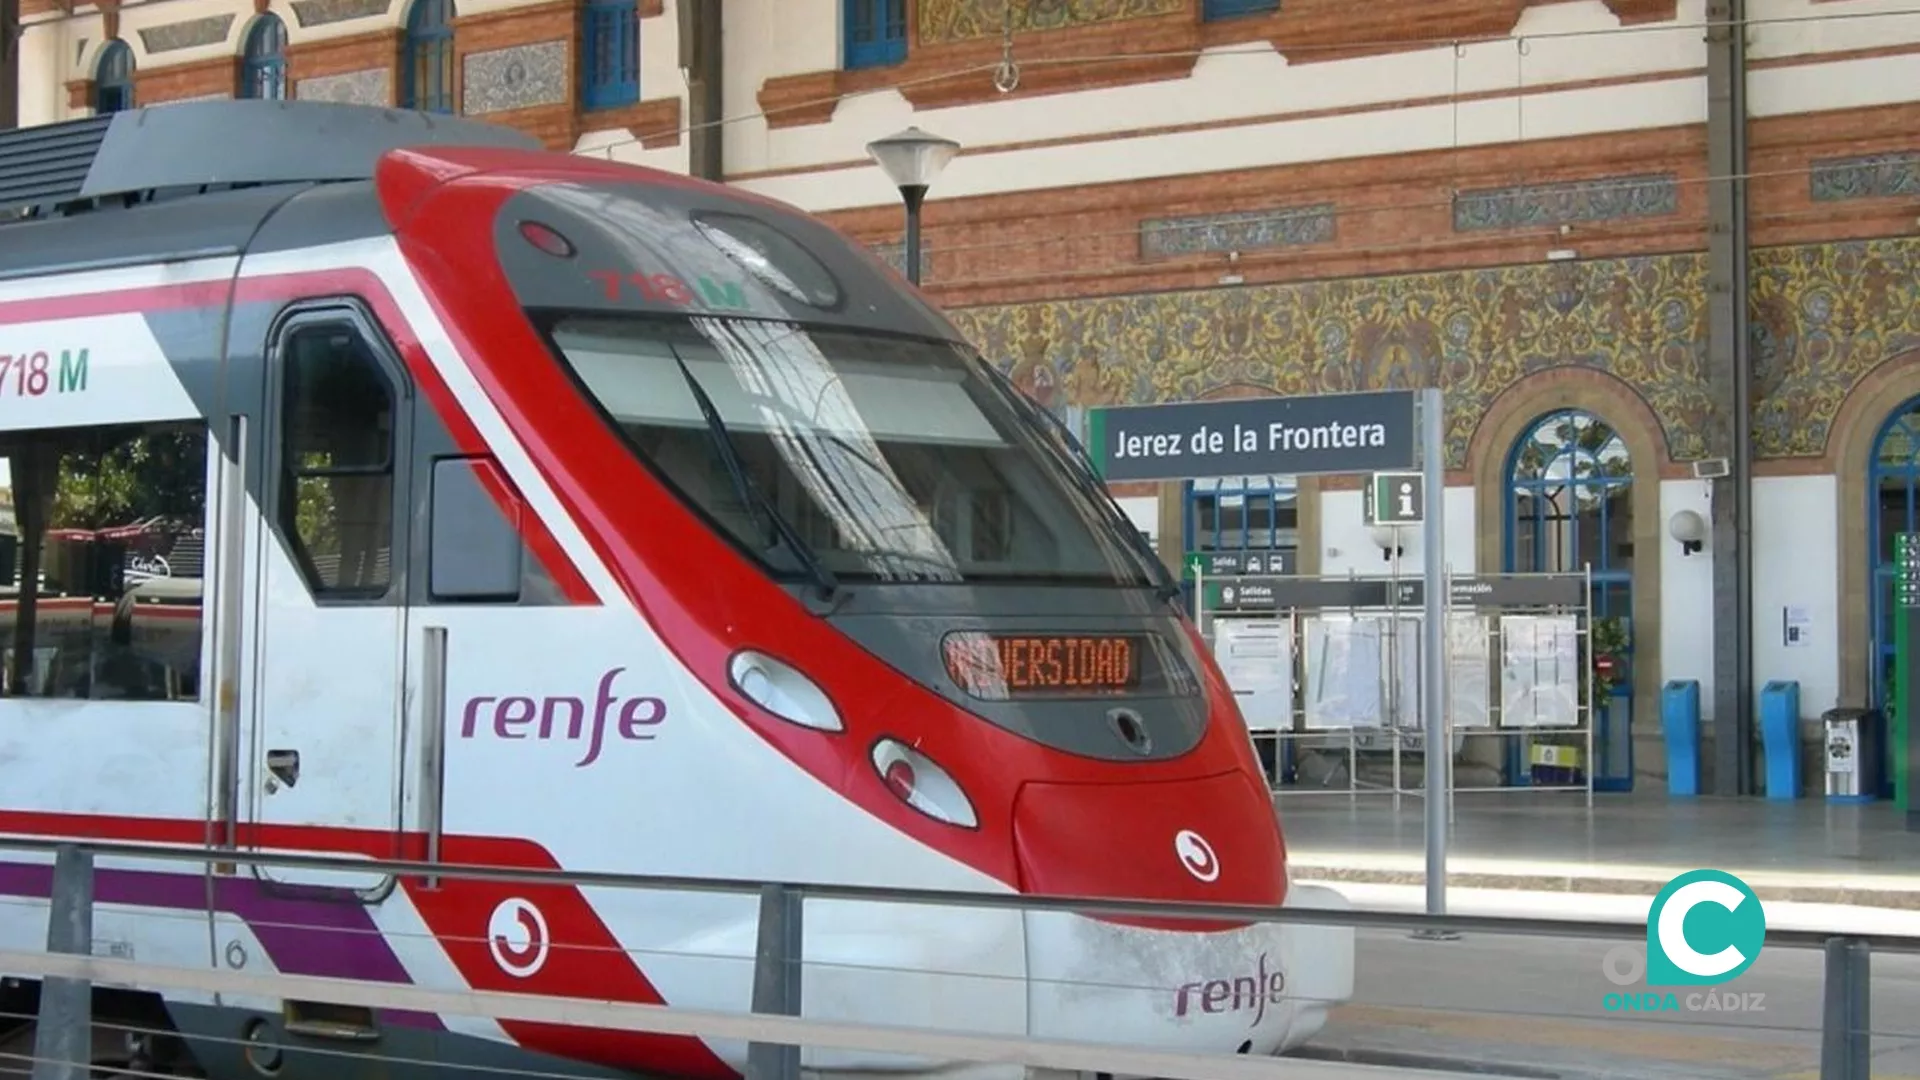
1503, 408, 1634, 787
94, 40, 134, 114
1181, 475, 1297, 607
1868, 397, 1920, 710
582, 0, 639, 110
1183, 476, 1299, 554
845, 0, 906, 70
241, 14, 289, 100
402, 0, 456, 114
1202, 0, 1279, 19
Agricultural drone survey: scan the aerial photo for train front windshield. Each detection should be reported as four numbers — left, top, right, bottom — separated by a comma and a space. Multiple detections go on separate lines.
540, 313, 1161, 590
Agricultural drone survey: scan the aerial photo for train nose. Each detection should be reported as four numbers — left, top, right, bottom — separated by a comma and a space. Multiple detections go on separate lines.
1011, 770, 1287, 909
1009, 771, 1339, 1056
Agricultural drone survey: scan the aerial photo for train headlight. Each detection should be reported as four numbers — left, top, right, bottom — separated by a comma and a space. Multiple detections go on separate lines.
728, 650, 843, 732
871, 738, 977, 829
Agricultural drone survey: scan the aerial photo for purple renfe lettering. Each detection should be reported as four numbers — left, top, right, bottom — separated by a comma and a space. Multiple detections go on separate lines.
539, 696, 584, 739
461, 697, 496, 737
495, 697, 535, 738
456, 667, 666, 767
1171, 953, 1286, 1028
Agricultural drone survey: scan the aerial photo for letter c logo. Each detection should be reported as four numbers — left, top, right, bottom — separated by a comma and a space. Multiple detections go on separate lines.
1657, 880, 1748, 978
1645, 870, 1765, 987
487, 897, 550, 978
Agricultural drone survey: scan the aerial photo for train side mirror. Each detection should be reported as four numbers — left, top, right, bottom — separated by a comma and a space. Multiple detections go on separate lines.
428, 455, 523, 603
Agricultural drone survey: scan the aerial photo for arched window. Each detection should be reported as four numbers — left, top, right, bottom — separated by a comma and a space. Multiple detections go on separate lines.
1504, 408, 1635, 788
241, 15, 289, 100
401, 0, 456, 113
1503, 409, 1634, 616
1868, 397, 1920, 706
94, 40, 134, 114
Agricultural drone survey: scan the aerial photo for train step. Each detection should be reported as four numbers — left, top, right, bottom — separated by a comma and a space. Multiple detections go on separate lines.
0, 1019, 205, 1078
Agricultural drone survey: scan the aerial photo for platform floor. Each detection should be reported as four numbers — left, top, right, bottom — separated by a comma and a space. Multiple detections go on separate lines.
1276, 790, 1920, 907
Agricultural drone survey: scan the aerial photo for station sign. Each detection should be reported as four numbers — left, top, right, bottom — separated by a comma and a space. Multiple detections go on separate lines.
1184, 549, 1297, 578
1899, 533, 1920, 610
1205, 574, 1586, 613
1088, 390, 1417, 482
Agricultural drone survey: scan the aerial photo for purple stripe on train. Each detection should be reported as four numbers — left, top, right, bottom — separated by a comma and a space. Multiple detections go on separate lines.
0, 862, 444, 1030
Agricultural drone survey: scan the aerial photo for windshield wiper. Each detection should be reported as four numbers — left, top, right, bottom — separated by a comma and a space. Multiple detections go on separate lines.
985, 364, 1182, 603
663, 343, 843, 610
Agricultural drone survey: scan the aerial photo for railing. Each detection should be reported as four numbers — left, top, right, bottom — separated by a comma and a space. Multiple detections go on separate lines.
0, 835, 1905, 1080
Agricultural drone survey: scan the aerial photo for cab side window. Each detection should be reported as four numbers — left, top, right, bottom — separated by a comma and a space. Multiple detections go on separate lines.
279, 322, 396, 598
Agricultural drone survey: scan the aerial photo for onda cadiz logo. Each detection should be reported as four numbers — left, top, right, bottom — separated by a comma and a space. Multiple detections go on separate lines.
488, 897, 551, 978
1601, 869, 1768, 1015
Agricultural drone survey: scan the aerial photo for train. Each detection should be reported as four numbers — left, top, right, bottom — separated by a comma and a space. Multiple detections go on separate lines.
0, 100, 1355, 1080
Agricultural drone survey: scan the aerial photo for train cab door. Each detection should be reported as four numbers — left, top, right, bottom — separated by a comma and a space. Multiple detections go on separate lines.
242, 299, 414, 893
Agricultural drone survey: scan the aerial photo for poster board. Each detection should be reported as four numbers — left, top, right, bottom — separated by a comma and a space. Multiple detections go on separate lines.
1212, 617, 1292, 732
1448, 612, 1493, 729
1388, 616, 1421, 730
1303, 614, 1386, 730
1499, 614, 1581, 728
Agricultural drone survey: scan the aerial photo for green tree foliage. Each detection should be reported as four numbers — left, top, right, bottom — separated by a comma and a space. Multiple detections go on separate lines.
49, 426, 207, 531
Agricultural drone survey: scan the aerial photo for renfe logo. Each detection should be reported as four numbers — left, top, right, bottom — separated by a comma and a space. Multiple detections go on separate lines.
460, 667, 666, 767
1174, 952, 1287, 1027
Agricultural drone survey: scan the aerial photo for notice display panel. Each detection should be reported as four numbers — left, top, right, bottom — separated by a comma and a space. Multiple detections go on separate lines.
1303, 614, 1386, 730
1448, 613, 1493, 729
1212, 617, 1292, 732
1499, 614, 1581, 728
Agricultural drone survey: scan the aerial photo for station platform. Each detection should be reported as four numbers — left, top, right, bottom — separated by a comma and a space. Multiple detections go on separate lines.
1276, 790, 1920, 909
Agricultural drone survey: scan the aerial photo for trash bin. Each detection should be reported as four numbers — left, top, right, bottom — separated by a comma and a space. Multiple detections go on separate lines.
1661, 680, 1701, 796
1824, 707, 1884, 804
1760, 680, 1801, 800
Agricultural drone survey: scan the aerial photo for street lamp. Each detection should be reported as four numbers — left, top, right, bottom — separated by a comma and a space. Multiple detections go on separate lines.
865, 125, 961, 286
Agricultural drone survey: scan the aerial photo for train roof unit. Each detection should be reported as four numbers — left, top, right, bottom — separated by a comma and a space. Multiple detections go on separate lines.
0, 101, 542, 281
0, 100, 540, 223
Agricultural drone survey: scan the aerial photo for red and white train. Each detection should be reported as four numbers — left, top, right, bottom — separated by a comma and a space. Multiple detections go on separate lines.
0, 101, 1354, 1080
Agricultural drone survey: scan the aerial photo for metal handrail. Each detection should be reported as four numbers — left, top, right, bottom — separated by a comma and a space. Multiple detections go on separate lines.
0, 832, 1911, 952
0, 945, 1468, 1080
0, 839, 1889, 1080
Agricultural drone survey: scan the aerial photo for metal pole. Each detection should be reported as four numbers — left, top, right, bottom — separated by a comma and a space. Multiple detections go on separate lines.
31, 845, 93, 1080
901, 184, 927, 286
0, 0, 18, 131
1420, 387, 1449, 919
1820, 936, 1870, 1080
746, 884, 804, 1080
1706, 0, 1754, 795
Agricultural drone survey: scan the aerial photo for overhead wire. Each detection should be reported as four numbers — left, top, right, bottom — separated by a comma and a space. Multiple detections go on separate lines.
601, 4, 1920, 154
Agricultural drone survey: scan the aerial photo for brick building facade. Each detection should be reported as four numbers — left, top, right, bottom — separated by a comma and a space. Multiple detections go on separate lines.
11, 0, 1920, 793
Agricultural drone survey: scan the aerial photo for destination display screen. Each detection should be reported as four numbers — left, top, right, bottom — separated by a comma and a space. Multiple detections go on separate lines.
942, 631, 1144, 700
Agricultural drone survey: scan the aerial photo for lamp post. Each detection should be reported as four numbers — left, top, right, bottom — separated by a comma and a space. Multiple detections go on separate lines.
865, 126, 961, 286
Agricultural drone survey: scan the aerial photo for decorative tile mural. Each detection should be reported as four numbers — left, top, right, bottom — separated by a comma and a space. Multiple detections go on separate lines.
289, 0, 389, 26
137, 14, 234, 53
942, 236, 1920, 467
1809, 152, 1920, 202
1452, 174, 1678, 232
1750, 238, 1920, 457
1140, 205, 1335, 257
462, 40, 568, 116
919, 0, 1184, 45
